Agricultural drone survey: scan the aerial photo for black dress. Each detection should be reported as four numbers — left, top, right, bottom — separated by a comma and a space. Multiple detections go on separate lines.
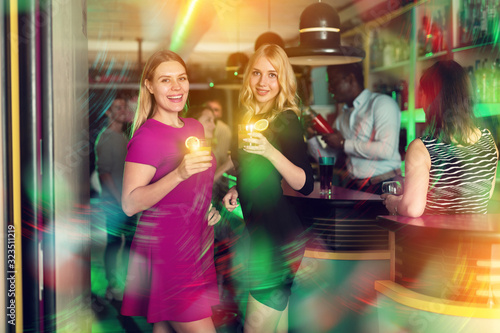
235, 110, 314, 311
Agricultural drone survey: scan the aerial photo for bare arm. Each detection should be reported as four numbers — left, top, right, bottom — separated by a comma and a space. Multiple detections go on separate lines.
121, 151, 212, 216
490, 143, 499, 199
99, 173, 121, 202
383, 139, 430, 217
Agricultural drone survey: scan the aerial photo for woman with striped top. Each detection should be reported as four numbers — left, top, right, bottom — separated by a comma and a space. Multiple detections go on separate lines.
382, 60, 498, 217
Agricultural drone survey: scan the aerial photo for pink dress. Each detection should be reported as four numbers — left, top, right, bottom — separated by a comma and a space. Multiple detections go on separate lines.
121, 118, 218, 323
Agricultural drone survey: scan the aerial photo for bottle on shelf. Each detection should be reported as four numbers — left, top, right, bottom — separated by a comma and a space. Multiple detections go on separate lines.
419, 14, 433, 55
399, 80, 409, 111
431, 10, 443, 53
487, 0, 500, 45
491, 59, 499, 103
418, 15, 428, 56
373, 80, 408, 111
479, 0, 488, 43
474, 58, 490, 103
370, 29, 382, 69
467, 66, 478, 102
383, 40, 394, 67
458, 0, 473, 47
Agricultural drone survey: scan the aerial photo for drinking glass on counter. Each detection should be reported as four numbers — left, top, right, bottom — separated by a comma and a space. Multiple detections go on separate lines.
319, 156, 335, 195
381, 180, 403, 195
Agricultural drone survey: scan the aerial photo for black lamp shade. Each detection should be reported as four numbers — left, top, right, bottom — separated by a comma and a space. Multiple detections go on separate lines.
254, 32, 285, 51
213, 52, 249, 90
285, 2, 365, 66
225, 52, 249, 79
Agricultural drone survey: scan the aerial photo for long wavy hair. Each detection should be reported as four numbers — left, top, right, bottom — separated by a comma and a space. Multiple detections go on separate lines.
239, 44, 300, 123
131, 50, 188, 136
420, 60, 477, 145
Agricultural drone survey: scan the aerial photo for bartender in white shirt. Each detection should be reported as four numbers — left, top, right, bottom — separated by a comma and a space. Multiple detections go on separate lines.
308, 62, 402, 194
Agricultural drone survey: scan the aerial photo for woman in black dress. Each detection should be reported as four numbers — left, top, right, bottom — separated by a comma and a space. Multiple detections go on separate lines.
223, 44, 314, 332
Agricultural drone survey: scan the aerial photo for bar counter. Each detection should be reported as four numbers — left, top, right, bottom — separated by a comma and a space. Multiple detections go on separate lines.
375, 214, 500, 332
284, 182, 391, 332
283, 181, 389, 257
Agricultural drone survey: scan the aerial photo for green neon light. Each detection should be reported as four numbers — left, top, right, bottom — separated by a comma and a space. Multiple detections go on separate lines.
170, 0, 200, 52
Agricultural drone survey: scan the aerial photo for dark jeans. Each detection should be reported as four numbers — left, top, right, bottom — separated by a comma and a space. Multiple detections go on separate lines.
102, 199, 137, 287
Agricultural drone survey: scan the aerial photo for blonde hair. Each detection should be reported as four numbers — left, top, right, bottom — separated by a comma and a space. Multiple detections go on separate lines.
239, 44, 300, 124
131, 50, 188, 136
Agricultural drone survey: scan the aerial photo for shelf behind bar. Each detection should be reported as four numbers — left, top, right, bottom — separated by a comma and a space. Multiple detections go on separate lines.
401, 104, 500, 125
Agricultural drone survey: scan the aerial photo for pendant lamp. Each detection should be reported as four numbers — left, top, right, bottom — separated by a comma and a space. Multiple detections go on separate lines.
285, 2, 365, 66
254, 1, 285, 51
213, 51, 249, 90
254, 31, 285, 51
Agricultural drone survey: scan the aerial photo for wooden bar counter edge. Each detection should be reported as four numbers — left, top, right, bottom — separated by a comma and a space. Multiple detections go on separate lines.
375, 213, 500, 321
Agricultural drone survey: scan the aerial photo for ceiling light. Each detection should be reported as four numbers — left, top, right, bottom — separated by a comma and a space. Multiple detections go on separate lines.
213, 52, 249, 90
254, 31, 285, 51
285, 2, 365, 66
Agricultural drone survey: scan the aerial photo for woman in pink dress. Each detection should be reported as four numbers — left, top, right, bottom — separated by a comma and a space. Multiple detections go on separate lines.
120, 50, 221, 332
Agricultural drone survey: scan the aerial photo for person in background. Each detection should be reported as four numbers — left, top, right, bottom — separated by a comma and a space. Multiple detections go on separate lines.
206, 98, 232, 170
222, 44, 314, 333
185, 104, 242, 329
383, 60, 498, 217
184, 105, 234, 183
308, 62, 402, 194
120, 50, 221, 332
95, 96, 137, 301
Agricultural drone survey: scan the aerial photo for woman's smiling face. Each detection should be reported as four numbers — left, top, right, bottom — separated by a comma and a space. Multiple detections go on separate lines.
249, 56, 280, 108
146, 60, 189, 114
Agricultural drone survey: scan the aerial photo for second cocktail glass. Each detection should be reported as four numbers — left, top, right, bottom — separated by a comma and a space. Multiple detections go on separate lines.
319, 156, 335, 195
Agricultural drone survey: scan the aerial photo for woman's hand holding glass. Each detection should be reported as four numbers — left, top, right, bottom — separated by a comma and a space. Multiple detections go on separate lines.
242, 132, 275, 159
177, 150, 212, 180
381, 193, 402, 215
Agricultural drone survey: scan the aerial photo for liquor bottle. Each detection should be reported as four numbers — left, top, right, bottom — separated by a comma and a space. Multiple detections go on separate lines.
432, 11, 443, 52
399, 80, 409, 111
467, 66, 478, 102
463, 0, 474, 46
491, 58, 499, 103
441, 6, 449, 50
303, 107, 335, 134
458, 0, 470, 47
475, 59, 489, 103
488, 0, 500, 45
418, 15, 429, 56
474, 60, 482, 102
479, 0, 488, 43
383, 40, 394, 66
370, 29, 382, 68
423, 15, 433, 54
481, 59, 490, 102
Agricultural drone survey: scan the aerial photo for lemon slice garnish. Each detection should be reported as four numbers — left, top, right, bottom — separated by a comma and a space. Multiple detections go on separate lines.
254, 119, 269, 132
185, 136, 200, 150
